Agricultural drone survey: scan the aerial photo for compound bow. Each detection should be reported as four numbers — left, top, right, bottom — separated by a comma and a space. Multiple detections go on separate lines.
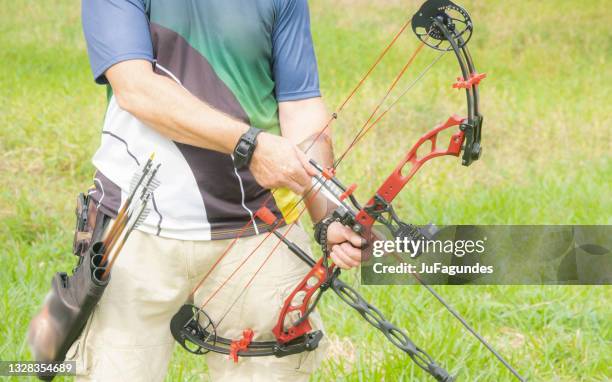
170, 1, 524, 381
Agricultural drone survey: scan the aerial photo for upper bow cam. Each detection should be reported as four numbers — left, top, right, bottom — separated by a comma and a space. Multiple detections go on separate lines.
412, 0, 485, 167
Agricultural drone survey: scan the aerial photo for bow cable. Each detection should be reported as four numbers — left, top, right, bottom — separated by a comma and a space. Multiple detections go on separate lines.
204, 33, 440, 328
344, 50, 447, 152
172, 1, 525, 379
334, 39, 427, 167
189, 18, 416, 301
415, 274, 527, 381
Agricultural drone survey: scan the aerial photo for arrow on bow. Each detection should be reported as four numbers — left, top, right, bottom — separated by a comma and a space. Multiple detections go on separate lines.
170, 1, 524, 381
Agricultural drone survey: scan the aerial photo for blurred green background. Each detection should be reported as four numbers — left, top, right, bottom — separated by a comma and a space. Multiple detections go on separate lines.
0, 0, 610, 381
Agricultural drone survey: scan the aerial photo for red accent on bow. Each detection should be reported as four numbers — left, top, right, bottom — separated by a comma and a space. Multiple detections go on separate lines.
255, 206, 277, 226
322, 167, 336, 180
339, 183, 358, 201
453, 72, 486, 89
272, 258, 330, 343
355, 115, 466, 228
229, 328, 254, 363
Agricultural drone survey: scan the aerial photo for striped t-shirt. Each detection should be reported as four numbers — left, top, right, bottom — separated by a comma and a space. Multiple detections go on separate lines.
82, 0, 320, 240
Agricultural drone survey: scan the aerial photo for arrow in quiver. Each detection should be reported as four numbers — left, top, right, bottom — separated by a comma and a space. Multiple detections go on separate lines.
27, 155, 160, 380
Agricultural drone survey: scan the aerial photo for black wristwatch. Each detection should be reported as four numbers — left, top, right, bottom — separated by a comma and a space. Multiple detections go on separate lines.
233, 126, 262, 169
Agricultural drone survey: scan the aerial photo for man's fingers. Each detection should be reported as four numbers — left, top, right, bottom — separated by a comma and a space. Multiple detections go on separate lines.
330, 245, 351, 269
296, 149, 318, 177
287, 152, 312, 192
341, 225, 367, 248
326, 223, 364, 269
346, 230, 365, 248
339, 242, 362, 263
331, 244, 360, 269
250, 135, 315, 195
290, 167, 311, 192
325, 222, 367, 251
284, 178, 305, 195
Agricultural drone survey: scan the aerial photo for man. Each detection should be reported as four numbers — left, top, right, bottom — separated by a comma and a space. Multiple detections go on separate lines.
73, 0, 363, 381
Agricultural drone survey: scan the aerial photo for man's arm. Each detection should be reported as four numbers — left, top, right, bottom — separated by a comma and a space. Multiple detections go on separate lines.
279, 98, 363, 269
105, 60, 314, 194
278, 97, 331, 222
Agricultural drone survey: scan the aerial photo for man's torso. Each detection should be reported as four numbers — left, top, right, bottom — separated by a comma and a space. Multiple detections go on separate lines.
89, 0, 313, 240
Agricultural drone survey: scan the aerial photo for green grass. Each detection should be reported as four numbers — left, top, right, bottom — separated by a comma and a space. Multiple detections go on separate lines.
1, 0, 610, 381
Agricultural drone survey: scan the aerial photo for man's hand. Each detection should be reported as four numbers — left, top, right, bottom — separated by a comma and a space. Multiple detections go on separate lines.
326, 221, 366, 269
249, 132, 317, 195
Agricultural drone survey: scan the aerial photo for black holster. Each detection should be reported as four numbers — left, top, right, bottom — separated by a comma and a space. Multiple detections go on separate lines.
27, 194, 110, 380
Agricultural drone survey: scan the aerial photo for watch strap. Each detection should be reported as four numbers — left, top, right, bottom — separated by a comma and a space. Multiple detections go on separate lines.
233, 126, 262, 169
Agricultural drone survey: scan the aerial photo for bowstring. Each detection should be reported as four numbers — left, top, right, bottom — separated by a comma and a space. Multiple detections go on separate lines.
354, 44, 526, 382
213, 192, 320, 326
208, 31, 446, 331
343, 50, 447, 152
184, 12, 525, 382
335, 19, 413, 113
333, 38, 428, 167
197, 184, 322, 310
190, 18, 414, 304
414, 273, 527, 381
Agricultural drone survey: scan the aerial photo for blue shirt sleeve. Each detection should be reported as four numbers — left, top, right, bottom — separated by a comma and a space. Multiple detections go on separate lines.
272, 0, 321, 102
81, 0, 154, 84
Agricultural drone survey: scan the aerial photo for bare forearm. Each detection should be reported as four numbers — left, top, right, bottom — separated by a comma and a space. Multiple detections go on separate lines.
105, 60, 317, 195
107, 60, 248, 153
279, 98, 335, 223
298, 132, 336, 223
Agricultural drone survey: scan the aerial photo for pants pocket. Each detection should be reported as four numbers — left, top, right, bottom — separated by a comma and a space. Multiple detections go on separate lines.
64, 312, 95, 376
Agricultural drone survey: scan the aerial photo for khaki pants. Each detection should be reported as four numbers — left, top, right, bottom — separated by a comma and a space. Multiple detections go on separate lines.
66, 225, 327, 381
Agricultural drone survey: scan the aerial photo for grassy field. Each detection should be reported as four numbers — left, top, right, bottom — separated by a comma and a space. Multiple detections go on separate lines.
0, 0, 610, 381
